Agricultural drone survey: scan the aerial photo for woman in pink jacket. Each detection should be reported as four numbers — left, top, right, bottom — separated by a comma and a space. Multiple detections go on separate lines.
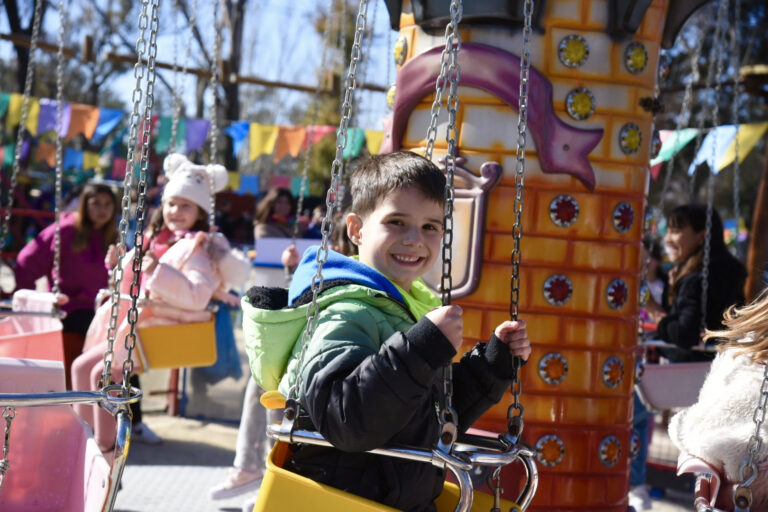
72, 154, 249, 451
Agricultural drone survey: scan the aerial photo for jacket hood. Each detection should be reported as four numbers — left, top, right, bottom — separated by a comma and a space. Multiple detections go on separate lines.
288, 245, 404, 306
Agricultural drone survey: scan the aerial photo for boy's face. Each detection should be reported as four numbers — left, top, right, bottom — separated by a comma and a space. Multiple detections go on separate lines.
347, 187, 443, 291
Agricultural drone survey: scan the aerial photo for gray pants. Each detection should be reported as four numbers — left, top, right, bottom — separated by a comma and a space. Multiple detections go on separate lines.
234, 377, 281, 473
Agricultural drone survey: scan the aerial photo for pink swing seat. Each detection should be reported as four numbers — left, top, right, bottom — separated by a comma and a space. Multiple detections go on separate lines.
0, 290, 64, 362
0, 357, 110, 512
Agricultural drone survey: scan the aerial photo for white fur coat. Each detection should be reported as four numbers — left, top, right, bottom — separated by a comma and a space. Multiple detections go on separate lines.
669, 348, 768, 501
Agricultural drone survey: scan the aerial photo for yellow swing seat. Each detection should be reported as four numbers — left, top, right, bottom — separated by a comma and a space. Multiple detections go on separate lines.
135, 317, 217, 370
253, 441, 522, 512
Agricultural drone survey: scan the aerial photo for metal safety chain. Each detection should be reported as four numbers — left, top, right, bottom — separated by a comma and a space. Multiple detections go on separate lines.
700, 0, 729, 335
730, 0, 742, 235
290, 0, 369, 403
0, 0, 44, 250
734, 362, 768, 511
506, 0, 534, 442
207, 0, 223, 229
0, 407, 15, 491
100, 0, 160, 392
51, 0, 68, 297
170, 0, 198, 154
292, 3, 338, 242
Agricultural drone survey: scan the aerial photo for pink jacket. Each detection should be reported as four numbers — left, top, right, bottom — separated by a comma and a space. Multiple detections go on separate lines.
83, 234, 216, 374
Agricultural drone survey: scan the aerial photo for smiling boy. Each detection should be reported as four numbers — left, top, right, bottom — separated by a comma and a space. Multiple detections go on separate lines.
243, 151, 531, 512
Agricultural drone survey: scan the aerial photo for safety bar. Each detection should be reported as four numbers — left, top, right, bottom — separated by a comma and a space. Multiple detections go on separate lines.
266, 421, 538, 512
0, 385, 142, 409
94, 289, 219, 313
0, 300, 67, 319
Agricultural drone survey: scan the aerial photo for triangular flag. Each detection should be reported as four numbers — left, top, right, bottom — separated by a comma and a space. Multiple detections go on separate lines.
185, 118, 211, 153
5, 93, 23, 132
24, 98, 40, 136
687, 125, 737, 176
650, 128, 698, 167
63, 148, 84, 171
155, 116, 173, 154
91, 108, 124, 143
34, 142, 56, 167
364, 130, 385, 155
66, 104, 99, 140
274, 125, 306, 163
342, 127, 366, 159
249, 123, 278, 161
111, 157, 128, 180
291, 176, 310, 198
301, 125, 336, 151
227, 171, 241, 191
719, 122, 768, 170
238, 174, 260, 195
272, 175, 291, 189
37, 98, 71, 136
224, 121, 250, 157
83, 151, 101, 170
0, 93, 9, 118
2, 145, 14, 167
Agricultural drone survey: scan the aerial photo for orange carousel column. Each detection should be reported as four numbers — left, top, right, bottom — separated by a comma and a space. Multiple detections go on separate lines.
381, 1, 702, 510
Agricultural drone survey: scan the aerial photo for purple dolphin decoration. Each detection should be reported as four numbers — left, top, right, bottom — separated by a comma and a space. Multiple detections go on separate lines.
382, 42, 604, 191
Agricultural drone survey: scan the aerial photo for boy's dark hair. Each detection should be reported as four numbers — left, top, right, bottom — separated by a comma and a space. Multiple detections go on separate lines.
350, 151, 446, 218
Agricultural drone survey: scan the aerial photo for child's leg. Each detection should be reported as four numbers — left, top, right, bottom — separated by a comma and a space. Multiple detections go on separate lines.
71, 344, 105, 428
234, 378, 267, 474
89, 355, 119, 451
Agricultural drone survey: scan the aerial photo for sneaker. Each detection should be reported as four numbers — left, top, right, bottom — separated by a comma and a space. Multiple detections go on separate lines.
241, 498, 257, 512
132, 422, 163, 445
210, 468, 263, 500
628, 485, 652, 511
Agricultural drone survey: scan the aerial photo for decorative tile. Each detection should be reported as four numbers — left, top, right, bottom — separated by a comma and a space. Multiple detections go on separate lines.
650, 129, 661, 159
386, 84, 396, 110
625, 42, 648, 74
606, 279, 629, 310
612, 202, 634, 233
539, 352, 569, 385
535, 434, 565, 467
558, 34, 589, 68
630, 429, 640, 459
549, 195, 579, 227
619, 123, 642, 154
602, 355, 625, 388
394, 34, 408, 66
544, 274, 573, 306
566, 88, 595, 120
599, 435, 621, 467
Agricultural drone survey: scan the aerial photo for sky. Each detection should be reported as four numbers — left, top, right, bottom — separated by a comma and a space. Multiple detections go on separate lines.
1, 0, 397, 131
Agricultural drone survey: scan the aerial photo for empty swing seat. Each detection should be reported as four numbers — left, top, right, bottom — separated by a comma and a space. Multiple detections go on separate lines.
636, 361, 712, 411
0, 357, 111, 512
135, 317, 217, 370
0, 290, 64, 362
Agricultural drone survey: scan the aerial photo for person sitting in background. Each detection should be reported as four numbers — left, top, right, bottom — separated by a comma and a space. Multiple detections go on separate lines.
253, 188, 304, 239
14, 183, 118, 389
303, 204, 326, 239
644, 204, 747, 362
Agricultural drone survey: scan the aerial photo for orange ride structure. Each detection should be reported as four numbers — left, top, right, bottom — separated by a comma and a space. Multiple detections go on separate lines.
380, 1, 707, 510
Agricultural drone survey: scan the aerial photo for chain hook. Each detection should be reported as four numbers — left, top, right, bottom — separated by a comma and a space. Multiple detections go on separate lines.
0, 406, 17, 491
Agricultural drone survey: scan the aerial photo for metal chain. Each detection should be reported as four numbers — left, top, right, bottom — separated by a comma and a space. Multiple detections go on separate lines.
121, 0, 160, 390
293, 2, 338, 242
0, 0, 43, 249
701, 0, 729, 335
730, 0, 742, 231
736, 361, 768, 510
291, 0, 369, 401
51, 0, 67, 297
0, 407, 16, 491
506, 0, 534, 438
207, 0, 223, 228
100, 0, 159, 391
170, 0, 197, 153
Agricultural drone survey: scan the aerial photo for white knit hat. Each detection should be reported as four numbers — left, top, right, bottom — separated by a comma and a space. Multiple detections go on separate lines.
162, 153, 228, 214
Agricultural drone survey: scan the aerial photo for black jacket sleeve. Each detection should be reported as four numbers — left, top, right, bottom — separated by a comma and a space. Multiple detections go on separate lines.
657, 273, 704, 349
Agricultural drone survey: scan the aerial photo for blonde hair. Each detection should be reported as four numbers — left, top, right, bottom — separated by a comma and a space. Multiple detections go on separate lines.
706, 288, 768, 363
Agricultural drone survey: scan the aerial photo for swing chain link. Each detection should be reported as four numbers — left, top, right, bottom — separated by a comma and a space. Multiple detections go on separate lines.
170, 0, 198, 154
506, 0, 534, 438
487, 466, 504, 512
730, 0, 742, 232
735, 360, 768, 511
0, 406, 16, 491
51, 0, 67, 298
122, 0, 160, 390
0, 0, 44, 250
207, 0, 223, 228
701, 0, 729, 336
291, 0, 369, 401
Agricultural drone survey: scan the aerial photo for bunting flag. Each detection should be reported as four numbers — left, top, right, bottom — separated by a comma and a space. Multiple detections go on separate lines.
227, 171, 241, 191
24, 98, 40, 136
291, 176, 309, 198
649, 128, 698, 179
301, 125, 336, 151
274, 125, 306, 163
83, 151, 101, 170
2, 145, 13, 167
5, 93, 23, 132
111, 157, 128, 180
66, 104, 99, 140
224, 121, 249, 157
63, 148, 84, 171
185, 118, 210, 153
272, 175, 291, 189
688, 125, 737, 176
91, 108, 124, 143
719, 122, 768, 170
342, 127, 366, 159
37, 99, 71, 136
34, 142, 56, 167
238, 174, 260, 195
364, 130, 385, 155
155, 116, 174, 154
0, 93, 9, 118
249, 123, 279, 161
